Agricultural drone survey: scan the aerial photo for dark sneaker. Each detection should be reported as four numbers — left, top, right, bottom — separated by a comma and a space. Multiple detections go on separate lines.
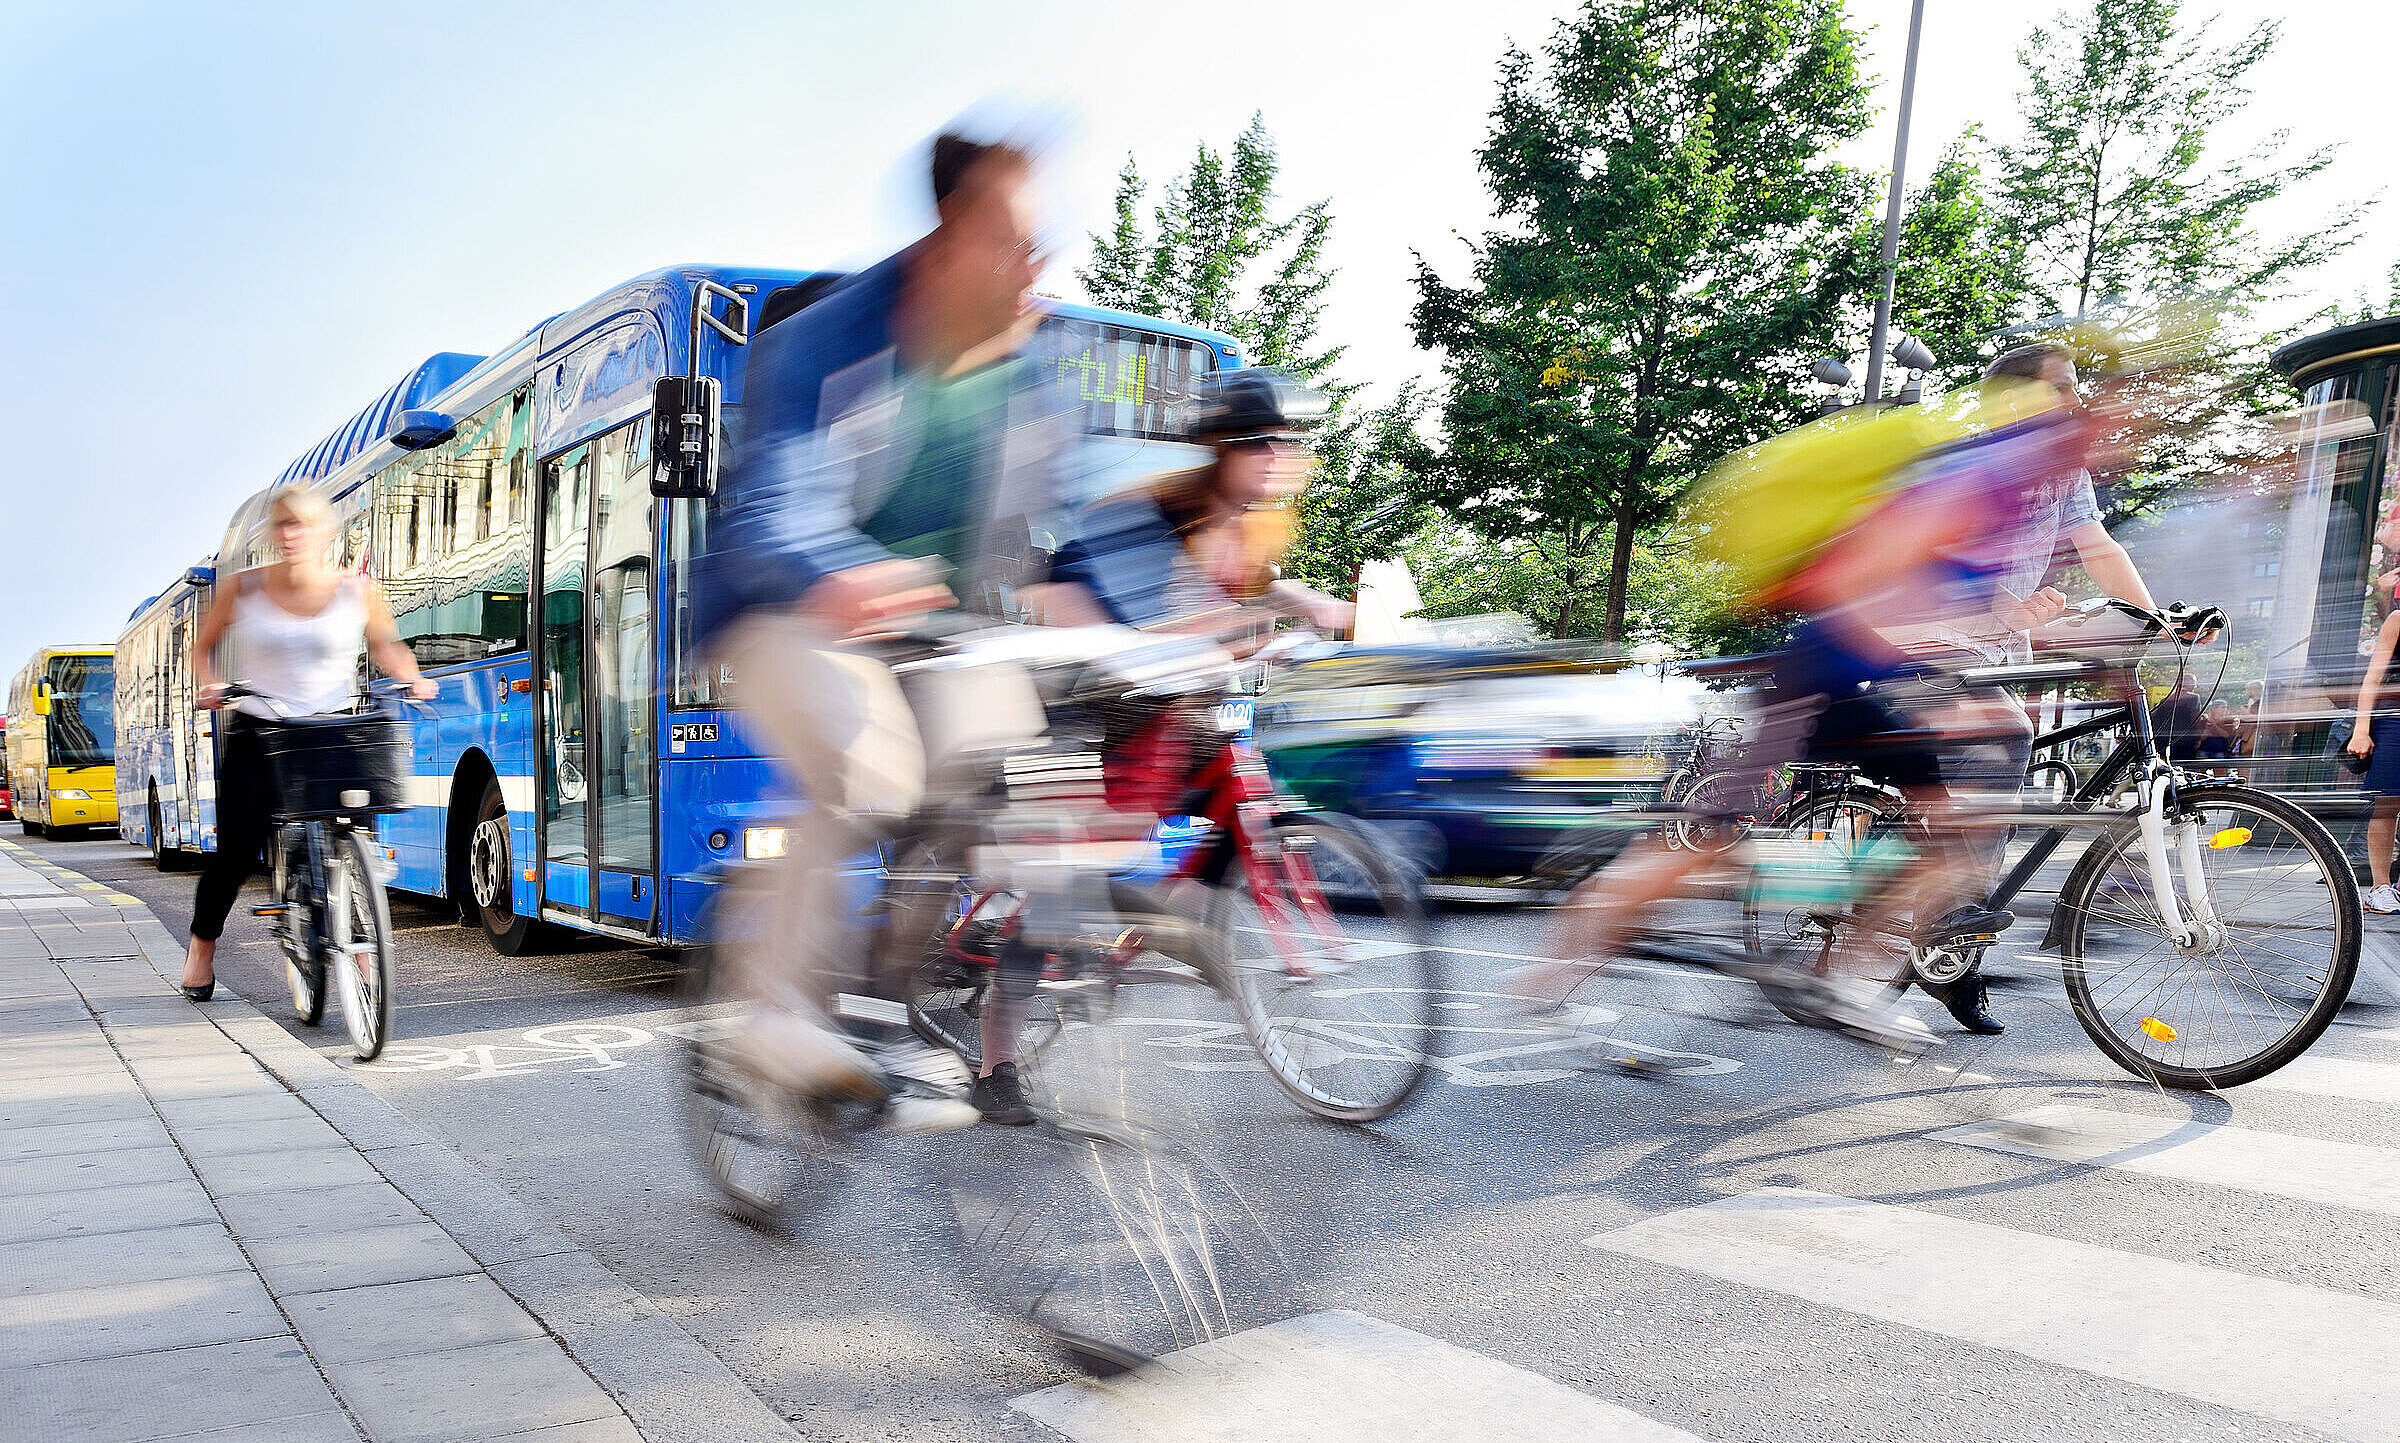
1913, 904, 2016, 948
1937, 971, 2006, 1035
970, 1062, 1038, 1127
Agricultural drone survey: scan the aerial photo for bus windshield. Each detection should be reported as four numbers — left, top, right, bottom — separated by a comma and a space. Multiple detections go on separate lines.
1043, 317, 1216, 440
45, 655, 113, 767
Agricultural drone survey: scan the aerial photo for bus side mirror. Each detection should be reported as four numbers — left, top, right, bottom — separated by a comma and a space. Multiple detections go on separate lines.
30, 685, 49, 717
390, 409, 459, 451
650, 376, 722, 499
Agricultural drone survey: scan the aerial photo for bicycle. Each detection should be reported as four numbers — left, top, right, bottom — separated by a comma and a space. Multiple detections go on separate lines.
231, 682, 414, 1062
1744, 599, 2359, 1089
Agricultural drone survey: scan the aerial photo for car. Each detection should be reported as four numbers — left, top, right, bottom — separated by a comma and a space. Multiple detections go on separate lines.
1254, 640, 1708, 883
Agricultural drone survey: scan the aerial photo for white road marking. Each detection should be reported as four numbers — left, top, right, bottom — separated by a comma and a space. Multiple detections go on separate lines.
1012, 1308, 1707, 1443
1586, 1188, 2400, 1443
2244, 1054, 2400, 1105
1931, 1104, 2400, 1217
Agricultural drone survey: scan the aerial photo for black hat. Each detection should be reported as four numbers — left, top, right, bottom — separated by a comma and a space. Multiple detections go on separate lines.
1188, 368, 1329, 443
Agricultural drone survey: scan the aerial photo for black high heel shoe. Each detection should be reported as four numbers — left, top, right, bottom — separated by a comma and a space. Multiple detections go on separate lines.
180, 979, 214, 1002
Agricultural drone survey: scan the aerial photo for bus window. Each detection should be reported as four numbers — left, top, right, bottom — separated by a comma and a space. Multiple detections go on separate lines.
376, 388, 535, 666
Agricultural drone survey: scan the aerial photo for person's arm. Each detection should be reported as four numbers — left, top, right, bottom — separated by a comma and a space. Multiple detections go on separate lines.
361, 584, 438, 701
191, 579, 240, 709
2352, 610, 2400, 756
2066, 521, 2157, 610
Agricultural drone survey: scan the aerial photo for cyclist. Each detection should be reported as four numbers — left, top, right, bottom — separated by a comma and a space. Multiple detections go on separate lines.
1522, 364, 2131, 1042
180, 488, 436, 1002
1893, 343, 2166, 1033
692, 127, 1144, 1130
1034, 367, 1352, 641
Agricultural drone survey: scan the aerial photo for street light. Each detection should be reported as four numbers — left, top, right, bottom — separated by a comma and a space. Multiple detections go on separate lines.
1863, 0, 1928, 404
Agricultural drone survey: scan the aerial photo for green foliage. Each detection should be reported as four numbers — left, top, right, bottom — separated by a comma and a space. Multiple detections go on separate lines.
1078, 114, 1344, 380
1987, 2, 2359, 522
1997, 0, 2356, 320
1410, 0, 1879, 643
1864, 135, 2033, 390
1285, 384, 1438, 596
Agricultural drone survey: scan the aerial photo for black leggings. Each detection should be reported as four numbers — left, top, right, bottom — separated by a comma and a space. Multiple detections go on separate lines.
191, 719, 277, 943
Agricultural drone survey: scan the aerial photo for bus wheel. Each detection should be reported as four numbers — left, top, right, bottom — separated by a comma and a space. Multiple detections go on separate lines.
151, 795, 192, 872
20, 817, 44, 837
469, 779, 540, 955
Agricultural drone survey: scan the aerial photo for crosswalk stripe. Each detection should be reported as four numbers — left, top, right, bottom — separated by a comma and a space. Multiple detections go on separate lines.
2245, 1054, 2400, 1105
1931, 1104, 2400, 1217
1587, 1188, 2400, 1443
1013, 1309, 1707, 1443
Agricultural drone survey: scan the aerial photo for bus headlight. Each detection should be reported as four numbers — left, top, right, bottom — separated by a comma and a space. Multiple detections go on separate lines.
52, 789, 90, 800
742, 827, 789, 860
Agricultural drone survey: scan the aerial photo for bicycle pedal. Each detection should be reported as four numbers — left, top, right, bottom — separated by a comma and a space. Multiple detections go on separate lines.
250, 905, 288, 917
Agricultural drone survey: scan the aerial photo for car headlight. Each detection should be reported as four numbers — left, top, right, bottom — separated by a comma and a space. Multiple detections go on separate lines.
742, 826, 788, 860
53, 789, 90, 800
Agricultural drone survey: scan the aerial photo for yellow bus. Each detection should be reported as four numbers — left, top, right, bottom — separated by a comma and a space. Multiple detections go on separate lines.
5, 646, 118, 835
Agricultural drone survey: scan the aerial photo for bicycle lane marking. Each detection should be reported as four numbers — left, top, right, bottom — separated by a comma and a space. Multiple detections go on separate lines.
1014, 1308, 1707, 1443
1587, 1188, 2400, 1443
351, 991, 1743, 1090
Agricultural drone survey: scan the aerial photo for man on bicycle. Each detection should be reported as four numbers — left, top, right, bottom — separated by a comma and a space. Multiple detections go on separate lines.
1891, 342, 2165, 1033
1530, 353, 2153, 1041
691, 127, 1115, 1129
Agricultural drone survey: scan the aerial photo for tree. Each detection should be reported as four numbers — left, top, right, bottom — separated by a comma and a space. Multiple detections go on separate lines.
1411, 0, 1878, 644
1864, 135, 2032, 391
1992, 0, 2363, 519
1998, 0, 2353, 321
1079, 114, 1343, 381
1284, 384, 1438, 597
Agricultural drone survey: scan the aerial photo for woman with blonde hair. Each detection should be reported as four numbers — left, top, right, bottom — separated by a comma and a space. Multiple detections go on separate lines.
178, 488, 435, 1001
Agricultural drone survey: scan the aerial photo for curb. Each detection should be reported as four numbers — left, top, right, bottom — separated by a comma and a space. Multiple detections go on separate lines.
90, 875, 801, 1443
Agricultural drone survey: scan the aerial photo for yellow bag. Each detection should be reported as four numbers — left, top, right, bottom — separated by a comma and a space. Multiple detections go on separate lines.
1692, 381, 2055, 603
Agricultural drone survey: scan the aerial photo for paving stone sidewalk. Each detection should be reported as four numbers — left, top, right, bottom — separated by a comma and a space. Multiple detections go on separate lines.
0, 840, 797, 1443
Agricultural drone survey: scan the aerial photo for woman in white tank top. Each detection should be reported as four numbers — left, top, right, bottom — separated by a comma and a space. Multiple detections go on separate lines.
178, 489, 435, 1000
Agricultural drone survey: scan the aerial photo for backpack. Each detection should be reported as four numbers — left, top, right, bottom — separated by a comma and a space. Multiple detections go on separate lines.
1692, 380, 2056, 607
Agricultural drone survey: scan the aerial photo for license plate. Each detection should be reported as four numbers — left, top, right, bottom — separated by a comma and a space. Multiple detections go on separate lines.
1214, 699, 1256, 733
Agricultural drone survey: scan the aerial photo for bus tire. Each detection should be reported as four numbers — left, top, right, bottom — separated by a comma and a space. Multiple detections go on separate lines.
468, 778, 543, 955
150, 794, 193, 872
21, 818, 43, 837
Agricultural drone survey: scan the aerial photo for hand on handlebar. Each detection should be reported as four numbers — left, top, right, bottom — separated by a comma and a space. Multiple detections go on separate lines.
1996, 585, 2070, 633
802, 558, 957, 638
197, 682, 230, 711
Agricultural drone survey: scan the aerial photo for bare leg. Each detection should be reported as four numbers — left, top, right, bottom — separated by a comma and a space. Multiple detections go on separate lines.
2371, 799, 2400, 890
1523, 838, 1717, 1001
181, 935, 215, 990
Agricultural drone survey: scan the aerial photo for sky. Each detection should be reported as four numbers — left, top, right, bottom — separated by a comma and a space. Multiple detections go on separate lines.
2, 0, 2393, 670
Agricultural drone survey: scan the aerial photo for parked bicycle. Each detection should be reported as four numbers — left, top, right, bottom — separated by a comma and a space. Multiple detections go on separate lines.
229, 681, 414, 1062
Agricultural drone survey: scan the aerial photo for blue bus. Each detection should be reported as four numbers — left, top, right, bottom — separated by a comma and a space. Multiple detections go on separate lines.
178, 263, 1235, 953
116, 559, 219, 867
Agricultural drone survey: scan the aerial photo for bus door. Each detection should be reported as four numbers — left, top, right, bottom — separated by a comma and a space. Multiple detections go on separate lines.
535, 423, 659, 933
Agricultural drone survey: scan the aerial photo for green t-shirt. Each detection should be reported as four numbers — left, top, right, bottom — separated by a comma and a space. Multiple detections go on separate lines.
860, 360, 1016, 567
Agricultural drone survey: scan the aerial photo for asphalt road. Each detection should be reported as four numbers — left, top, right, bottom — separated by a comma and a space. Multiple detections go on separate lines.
25, 824, 2400, 1443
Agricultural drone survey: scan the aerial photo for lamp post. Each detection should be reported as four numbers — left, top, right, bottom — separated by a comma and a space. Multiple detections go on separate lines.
1862, 0, 1928, 405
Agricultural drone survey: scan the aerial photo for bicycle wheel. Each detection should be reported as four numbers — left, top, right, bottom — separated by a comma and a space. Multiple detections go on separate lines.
950, 1117, 1302, 1373
273, 829, 326, 1027
888, 836, 999, 1069
1216, 817, 1435, 1122
675, 934, 805, 1224
326, 830, 396, 1061
1742, 790, 1911, 1023
2057, 783, 2357, 1088
1667, 770, 1760, 854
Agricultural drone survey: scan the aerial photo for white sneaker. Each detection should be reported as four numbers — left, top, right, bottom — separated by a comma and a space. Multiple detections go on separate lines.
729, 1008, 887, 1103
2367, 885, 2400, 915
883, 1095, 983, 1135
